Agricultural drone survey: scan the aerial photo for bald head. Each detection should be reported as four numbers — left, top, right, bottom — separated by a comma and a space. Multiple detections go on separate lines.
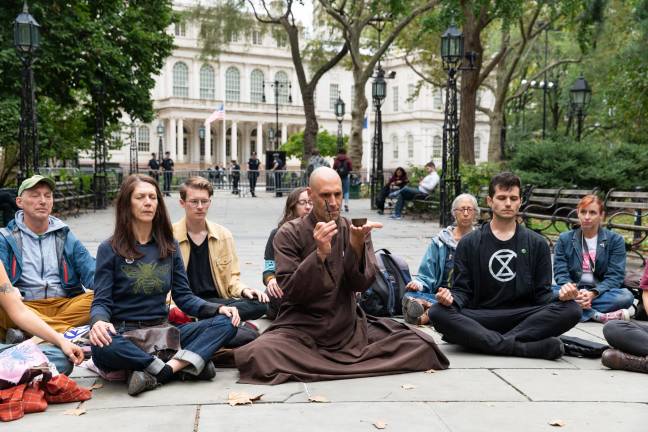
309, 167, 342, 191
308, 167, 343, 222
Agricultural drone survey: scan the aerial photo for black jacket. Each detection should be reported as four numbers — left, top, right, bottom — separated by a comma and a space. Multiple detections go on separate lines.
451, 223, 553, 309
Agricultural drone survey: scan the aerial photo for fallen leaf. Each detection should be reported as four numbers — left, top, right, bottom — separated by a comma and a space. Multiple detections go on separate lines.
373, 420, 387, 429
549, 419, 566, 427
308, 395, 329, 403
401, 384, 416, 390
64, 408, 86, 416
90, 382, 104, 390
424, 369, 436, 374
227, 391, 264, 406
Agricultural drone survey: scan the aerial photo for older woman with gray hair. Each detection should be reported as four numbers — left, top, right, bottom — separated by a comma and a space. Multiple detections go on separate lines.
402, 193, 479, 325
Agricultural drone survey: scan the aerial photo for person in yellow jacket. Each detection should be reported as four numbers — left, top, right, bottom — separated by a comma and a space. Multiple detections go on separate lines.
173, 176, 268, 321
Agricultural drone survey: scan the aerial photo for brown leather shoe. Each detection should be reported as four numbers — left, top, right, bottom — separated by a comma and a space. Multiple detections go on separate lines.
127, 371, 160, 396
602, 349, 648, 373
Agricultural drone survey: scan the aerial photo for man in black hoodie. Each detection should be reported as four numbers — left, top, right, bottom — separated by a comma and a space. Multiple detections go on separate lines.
428, 172, 581, 360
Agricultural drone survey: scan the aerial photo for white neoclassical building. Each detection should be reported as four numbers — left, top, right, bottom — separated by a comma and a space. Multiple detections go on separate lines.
95, 2, 492, 171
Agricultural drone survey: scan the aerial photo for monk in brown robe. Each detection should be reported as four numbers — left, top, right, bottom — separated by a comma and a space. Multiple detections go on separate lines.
235, 167, 449, 384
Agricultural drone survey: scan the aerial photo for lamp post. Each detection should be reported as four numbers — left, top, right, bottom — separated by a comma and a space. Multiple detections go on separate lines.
263, 80, 292, 149
129, 123, 138, 175
13, 1, 40, 184
370, 65, 388, 210
156, 122, 164, 167
93, 84, 107, 210
439, 23, 477, 227
335, 92, 345, 152
520, 78, 556, 139
569, 75, 592, 141
199, 125, 206, 164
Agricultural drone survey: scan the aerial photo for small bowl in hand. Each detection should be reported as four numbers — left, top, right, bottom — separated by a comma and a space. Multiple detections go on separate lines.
351, 218, 367, 227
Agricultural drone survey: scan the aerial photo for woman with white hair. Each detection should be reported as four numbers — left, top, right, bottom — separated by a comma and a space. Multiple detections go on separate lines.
402, 193, 478, 325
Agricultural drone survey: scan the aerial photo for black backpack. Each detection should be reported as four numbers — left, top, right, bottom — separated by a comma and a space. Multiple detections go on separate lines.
335, 159, 350, 179
359, 249, 412, 317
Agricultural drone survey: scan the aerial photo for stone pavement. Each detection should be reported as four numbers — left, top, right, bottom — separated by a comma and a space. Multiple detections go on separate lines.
6, 191, 648, 431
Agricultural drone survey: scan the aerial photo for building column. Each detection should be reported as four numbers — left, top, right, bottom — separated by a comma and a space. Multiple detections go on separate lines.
220, 120, 227, 165
205, 120, 212, 164
231, 121, 238, 162
177, 118, 184, 162
256, 121, 263, 156
168, 118, 176, 160
192, 121, 200, 163
281, 123, 288, 146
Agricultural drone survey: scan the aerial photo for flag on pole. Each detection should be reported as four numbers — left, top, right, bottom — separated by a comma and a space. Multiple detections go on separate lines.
207, 104, 225, 124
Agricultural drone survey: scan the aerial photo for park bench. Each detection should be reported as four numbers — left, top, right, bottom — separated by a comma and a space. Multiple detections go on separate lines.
604, 189, 648, 265
53, 180, 80, 216
408, 191, 440, 220
520, 187, 562, 237
550, 187, 600, 230
476, 185, 490, 224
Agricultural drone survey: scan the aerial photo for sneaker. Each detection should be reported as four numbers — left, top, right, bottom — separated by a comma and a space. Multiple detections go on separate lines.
179, 361, 217, 382
389, 214, 402, 220
127, 371, 160, 396
602, 349, 648, 373
5, 328, 27, 344
377, 210, 384, 215
402, 296, 425, 325
598, 308, 631, 323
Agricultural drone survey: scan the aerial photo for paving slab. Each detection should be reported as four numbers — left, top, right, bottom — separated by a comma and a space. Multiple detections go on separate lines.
440, 344, 577, 369
2, 405, 196, 432
431, 402, 648, 432
199, 402, 445, 432
495, 369, 648, 402
84, 369, 302, 409
286, 370, 526, 403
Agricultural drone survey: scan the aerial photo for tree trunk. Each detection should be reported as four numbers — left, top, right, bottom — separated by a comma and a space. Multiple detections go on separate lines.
488, 109, 504, 161
349, 71, 369, 172
301, 84, 318, 168
458, 9, 483, 164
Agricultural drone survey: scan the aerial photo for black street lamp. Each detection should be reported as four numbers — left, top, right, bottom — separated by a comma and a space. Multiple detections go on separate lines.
335, 92, 345, 152
521, 78, 557, 139
129, 123, 138, 175
157, 122, 164, 166
14, 1, 41, 184
439, 23, 477, 227
93, 84, 107, 209
263, 80, 292, 149
369, 65, 392, 210
570, 75, 592, 141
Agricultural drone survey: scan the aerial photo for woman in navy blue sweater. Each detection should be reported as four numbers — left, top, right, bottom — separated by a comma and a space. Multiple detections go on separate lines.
89, 175, 238, 396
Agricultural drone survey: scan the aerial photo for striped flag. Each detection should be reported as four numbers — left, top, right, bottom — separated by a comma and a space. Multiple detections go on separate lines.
206, 104, 225, 124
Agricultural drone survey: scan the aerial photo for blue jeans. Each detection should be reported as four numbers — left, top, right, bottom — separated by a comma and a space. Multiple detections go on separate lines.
394, 187, 426, 216
403, 291, 438, 304
341, 176, 350, 203
0, 343, 73, 376
92, 316, 236, 375
551, 286, 635, 322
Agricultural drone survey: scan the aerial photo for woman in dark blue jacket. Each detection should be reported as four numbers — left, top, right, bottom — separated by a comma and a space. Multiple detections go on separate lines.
553, 195, 633, 323
89, 175, 237, 396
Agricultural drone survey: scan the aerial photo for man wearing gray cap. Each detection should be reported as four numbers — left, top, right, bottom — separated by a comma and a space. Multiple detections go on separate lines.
0, 175, 95, 343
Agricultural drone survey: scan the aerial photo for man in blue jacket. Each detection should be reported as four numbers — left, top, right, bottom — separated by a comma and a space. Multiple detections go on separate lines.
0, 175, 95, 343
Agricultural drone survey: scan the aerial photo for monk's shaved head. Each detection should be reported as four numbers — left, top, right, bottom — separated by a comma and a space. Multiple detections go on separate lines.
308, 167, 343, 222
309, 167, 341, 191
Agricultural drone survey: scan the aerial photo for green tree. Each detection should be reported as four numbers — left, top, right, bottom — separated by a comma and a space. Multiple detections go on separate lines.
0, 1, 175, 185
281, 129, 347, 160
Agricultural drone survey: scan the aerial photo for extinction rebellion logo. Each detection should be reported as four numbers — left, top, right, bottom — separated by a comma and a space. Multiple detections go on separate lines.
488, 249, 517, 282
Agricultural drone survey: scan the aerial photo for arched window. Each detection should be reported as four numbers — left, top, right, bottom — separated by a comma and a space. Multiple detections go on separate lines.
432, 135, 442, 158
225, 67, 240, 102
172, 62, 189, 97
391, 135, 399, 159
250, 69, 264, 102
137, 126, 150, 152
200, 65, 215, 99
275, 71, 290, 104
474, 136, 481, 160
407, 134, 414, 159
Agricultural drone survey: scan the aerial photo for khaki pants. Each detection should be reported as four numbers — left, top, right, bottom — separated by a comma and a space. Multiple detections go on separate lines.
0, 292, 93, 340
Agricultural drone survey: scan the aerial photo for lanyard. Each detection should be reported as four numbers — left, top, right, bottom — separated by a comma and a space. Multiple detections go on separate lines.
581, 233, 596, 273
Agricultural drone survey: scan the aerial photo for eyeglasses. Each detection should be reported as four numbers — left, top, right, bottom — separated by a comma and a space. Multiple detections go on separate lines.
454, 207, 476, 214
186, 199, 211, 208
297, 199, 313, 206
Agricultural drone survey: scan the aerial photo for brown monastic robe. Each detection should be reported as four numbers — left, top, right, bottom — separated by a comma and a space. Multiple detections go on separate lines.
235, 212, 449, 384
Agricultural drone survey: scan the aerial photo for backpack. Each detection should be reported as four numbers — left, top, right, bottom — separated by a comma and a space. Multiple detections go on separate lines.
358, 249, 412, 317
335, 158, 350, 179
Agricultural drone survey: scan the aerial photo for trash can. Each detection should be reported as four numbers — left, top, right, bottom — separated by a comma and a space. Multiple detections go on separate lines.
349, 174, 361, 199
